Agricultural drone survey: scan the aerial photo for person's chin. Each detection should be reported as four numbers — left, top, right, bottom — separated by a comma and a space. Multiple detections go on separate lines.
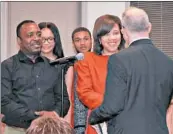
41, 49, 51, 53
32, 49, 41, 55
79, 48, 88, 53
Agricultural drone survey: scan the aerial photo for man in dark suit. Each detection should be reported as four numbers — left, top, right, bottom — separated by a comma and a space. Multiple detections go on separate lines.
89, 7, 173, 134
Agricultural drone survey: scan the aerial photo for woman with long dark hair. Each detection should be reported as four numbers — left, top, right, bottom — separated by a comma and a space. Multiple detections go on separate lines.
38, 22, 73, 124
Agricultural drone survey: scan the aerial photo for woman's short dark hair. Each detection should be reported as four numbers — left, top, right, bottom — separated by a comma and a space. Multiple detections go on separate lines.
93, 14, 125, 55
38, 22, 64, 58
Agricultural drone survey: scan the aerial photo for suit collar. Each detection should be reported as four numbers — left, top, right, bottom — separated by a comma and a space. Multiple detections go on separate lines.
129, 39, 153, 47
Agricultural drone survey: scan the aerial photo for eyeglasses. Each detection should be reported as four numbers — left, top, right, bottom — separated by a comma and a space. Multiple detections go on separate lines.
41, 37, 54, 43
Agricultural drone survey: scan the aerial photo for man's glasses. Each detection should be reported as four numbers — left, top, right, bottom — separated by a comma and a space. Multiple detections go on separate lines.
41, 37, 54, 43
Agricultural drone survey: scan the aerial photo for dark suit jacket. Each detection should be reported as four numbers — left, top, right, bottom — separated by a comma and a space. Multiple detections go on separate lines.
89, 39, 173, 134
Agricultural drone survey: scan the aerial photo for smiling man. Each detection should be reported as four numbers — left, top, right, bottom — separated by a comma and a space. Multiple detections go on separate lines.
1, 20, 70, 134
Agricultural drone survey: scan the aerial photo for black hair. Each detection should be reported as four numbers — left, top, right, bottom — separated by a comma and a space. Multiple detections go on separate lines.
16, 20, 35, 38
38, 22, 64, 58
93, 14, 125, 55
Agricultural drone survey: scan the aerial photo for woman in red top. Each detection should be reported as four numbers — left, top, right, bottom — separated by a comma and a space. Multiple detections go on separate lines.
75, 14, 125, 134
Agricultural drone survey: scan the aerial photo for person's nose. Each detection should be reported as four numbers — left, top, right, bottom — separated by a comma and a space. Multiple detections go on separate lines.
80, 39, 85, 44
108, 34, 116, 40
42, 41, 49, 45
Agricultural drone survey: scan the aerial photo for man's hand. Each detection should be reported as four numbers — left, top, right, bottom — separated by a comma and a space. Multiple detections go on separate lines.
171, 99, 173, 104
167, 100, 173, 134
35, 111, 59, 118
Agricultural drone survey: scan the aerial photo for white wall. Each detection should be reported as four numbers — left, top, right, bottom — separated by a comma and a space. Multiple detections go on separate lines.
1, 2, 128, 61
81, 2, 128, 35
1, 2, 9, 62
3, 2, 80, 60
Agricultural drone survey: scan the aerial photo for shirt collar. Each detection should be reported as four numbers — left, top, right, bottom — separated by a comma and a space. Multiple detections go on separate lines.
18, 50, 44, 63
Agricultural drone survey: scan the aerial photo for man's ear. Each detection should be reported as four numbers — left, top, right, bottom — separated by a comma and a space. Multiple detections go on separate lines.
72, 41, 74, 46
72, 41, 76, 49
17, 37, 21, 46
148, 22, 152, 34
72, 42, 78, 53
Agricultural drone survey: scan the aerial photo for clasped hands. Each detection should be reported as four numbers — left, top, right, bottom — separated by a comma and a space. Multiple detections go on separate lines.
31, 110, 59, 126
35, 110, 59, 118
31, 111, 61, 127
